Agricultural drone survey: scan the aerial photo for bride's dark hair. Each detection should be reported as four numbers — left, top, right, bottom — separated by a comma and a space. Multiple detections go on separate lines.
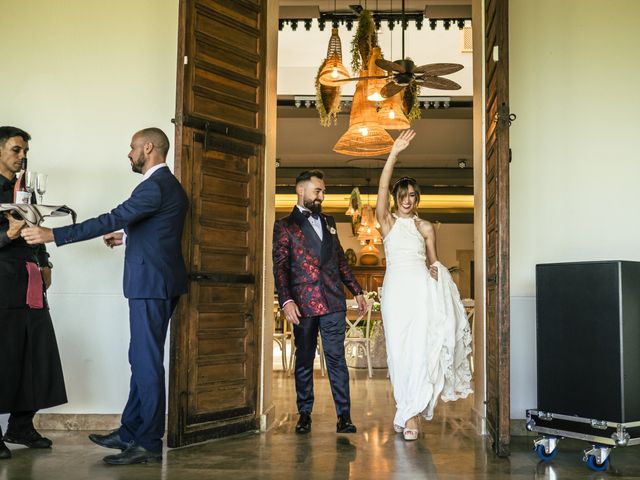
391, 177, 420, 214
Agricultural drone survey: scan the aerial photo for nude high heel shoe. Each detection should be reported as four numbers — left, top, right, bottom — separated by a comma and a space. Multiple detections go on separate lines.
402, 417, 419, 441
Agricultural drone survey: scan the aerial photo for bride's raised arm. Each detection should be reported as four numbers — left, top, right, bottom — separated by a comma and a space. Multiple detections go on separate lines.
376, 129, 416, 236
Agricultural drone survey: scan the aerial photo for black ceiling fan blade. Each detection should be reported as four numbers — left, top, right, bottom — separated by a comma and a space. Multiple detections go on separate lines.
414, 63, 464, 76
380, 82, 406, 98
331, 75, 391, 83
422, 77, 462, 90
375, 58, 406, 73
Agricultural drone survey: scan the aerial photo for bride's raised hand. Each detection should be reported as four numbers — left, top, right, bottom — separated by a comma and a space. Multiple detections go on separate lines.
389, 129, 416, 158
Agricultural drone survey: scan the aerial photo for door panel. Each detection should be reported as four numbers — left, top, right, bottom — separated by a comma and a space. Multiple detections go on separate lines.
485, 0, 511, 457
169, 0, 266, 447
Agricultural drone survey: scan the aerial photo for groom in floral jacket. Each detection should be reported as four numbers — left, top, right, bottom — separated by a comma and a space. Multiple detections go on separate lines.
273, 169, 367, 434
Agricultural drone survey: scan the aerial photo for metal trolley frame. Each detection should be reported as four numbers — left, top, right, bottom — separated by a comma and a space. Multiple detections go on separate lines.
526, 409, 640, 472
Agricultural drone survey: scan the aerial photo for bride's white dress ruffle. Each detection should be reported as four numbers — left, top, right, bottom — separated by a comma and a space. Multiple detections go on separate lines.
381, 215, 473, 427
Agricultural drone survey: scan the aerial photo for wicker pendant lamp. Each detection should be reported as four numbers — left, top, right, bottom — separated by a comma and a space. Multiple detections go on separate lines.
356, 204, 383, 244
333, 79, 394, 157
318, 28, 351, 86
366, 47, 387, 102
376, 94, 411, 130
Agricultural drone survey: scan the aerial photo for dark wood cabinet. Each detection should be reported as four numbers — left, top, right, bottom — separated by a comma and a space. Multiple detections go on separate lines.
344, 266, 386, 298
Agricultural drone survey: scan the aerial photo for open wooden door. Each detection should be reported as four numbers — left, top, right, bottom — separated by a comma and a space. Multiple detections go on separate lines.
485, 0, 512, 457
168, 0, 267, 447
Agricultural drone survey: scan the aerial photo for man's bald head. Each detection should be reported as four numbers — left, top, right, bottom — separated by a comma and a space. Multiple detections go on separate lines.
135, 128, 170, 158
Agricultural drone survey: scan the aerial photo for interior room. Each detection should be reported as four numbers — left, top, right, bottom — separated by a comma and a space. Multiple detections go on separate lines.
272, 0, 479, 426
3, 0, 640, 478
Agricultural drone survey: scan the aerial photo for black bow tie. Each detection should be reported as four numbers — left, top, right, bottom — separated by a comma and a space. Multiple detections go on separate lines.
302, 210, 319, 220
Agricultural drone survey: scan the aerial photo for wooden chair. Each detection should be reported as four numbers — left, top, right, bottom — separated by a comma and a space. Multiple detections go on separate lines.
461, 298, 475, 373
272, 299, 291, 371
344, 297, 375, 378
286, 330, 326, 377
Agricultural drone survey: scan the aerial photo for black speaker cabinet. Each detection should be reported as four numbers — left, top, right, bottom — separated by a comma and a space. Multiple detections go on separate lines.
536, 261, 640, 422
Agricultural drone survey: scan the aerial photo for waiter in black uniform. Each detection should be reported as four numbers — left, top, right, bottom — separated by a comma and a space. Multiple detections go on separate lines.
0, 126, 67, 460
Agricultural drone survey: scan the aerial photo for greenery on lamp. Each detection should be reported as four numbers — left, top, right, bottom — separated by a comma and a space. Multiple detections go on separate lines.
315, 59, 342, 127
350, 9, 378, 73
403, 76, 422, 121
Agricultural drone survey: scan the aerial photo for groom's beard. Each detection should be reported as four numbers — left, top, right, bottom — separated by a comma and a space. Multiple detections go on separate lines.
304, 199, 322, 215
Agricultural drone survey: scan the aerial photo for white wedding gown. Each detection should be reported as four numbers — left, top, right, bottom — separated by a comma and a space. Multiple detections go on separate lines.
381, 215, 473, 427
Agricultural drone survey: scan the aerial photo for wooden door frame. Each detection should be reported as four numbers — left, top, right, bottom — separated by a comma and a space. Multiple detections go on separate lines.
257, 0, 279, 431
472, 0, 511, 455
471, 0, 488, 436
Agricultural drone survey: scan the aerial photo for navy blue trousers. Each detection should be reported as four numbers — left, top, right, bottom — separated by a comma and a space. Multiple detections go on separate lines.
118, 298, 177, 453
293, 311, 350, 416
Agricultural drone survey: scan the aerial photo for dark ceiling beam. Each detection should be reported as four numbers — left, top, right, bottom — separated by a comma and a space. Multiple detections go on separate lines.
276, 167, 473, 188
274, 208, 474, 224
276, 185, 473, 195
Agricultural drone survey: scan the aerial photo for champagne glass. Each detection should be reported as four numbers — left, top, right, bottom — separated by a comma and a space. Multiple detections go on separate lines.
36, 173, 48, 204
25, 171, 37, 195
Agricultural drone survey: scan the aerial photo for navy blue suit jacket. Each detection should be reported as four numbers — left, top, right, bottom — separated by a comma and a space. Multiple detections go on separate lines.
53, 167, 189, 299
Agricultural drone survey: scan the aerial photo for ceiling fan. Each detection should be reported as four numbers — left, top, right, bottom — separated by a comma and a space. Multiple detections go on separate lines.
337, 0, 463, 98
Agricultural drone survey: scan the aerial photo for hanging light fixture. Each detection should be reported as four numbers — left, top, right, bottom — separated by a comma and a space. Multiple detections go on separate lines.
333, 79, 394, 156
318, 28, 351, 86
366, 47, 387, 102
376, 94, 411, 129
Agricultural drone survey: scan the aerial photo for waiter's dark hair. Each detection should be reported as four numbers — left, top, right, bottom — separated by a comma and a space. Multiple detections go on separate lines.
295, 169, 325, 185
0, 126, 31, 146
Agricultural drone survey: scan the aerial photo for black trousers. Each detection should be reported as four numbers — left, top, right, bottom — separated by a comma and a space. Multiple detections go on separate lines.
6, 410, 37, 434
293, 311, 350, 415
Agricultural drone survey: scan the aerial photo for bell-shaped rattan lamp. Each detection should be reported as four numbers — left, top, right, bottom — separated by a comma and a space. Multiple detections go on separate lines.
333, 79, 394, 157
366, 47, 387, 102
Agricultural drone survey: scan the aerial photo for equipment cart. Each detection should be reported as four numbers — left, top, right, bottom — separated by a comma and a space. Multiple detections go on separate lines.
530, 261, 640, 472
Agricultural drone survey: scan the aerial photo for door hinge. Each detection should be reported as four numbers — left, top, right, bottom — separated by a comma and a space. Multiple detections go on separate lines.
184, 55, 189, 65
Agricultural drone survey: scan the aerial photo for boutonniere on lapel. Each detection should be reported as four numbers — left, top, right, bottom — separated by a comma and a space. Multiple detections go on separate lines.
323, 217, 337, 235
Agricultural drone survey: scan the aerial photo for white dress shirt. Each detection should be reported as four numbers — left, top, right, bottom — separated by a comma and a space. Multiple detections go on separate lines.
142, 163, 169, 182
296, 204, 323, 241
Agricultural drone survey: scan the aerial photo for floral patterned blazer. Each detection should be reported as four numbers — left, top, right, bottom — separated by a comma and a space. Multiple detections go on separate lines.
272, 206, 363, 318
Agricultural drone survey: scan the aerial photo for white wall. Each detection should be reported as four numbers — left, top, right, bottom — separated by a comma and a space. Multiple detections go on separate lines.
509, 0, 640, 418
0, 0, 179, 416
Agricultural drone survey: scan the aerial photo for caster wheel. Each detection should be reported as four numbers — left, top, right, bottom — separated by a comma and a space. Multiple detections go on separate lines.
535, 444, 558, 462
586, 455, 609, 472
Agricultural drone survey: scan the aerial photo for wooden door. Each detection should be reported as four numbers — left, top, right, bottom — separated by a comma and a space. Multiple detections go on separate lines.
168, 0, 267, 447
485, 0, 512, 457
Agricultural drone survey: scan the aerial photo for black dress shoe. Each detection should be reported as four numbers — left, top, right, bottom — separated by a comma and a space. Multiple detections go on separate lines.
0, 439, 10, 460
295, 412, 312, 434
336, 414, 357, 433
3, 428, 52, 448
103, 443, 162, 465
89, 430, 132, 450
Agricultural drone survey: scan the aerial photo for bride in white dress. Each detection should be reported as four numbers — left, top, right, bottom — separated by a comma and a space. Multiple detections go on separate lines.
376, 130, 473, 441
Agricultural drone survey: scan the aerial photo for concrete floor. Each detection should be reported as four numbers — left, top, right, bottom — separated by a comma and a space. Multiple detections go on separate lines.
2, 369, 640, 479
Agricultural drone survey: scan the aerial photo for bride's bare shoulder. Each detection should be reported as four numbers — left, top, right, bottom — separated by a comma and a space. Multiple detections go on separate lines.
414, 217, 435, 236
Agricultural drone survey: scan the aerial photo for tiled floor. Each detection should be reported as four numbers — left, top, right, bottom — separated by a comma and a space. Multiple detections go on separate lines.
2, 369, 639, 479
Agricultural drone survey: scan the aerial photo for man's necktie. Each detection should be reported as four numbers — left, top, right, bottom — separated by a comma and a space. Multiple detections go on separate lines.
302, 210, 319, 220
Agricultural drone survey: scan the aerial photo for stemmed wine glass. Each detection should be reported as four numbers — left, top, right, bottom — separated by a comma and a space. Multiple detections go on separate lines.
36, 173, 48, 204
24, 171, 37, 199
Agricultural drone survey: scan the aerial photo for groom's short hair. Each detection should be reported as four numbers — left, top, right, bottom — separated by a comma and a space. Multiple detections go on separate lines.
295, 169, 324, 185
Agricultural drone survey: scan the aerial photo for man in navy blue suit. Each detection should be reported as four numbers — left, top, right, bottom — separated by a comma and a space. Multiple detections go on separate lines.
22, 127, 189, 465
